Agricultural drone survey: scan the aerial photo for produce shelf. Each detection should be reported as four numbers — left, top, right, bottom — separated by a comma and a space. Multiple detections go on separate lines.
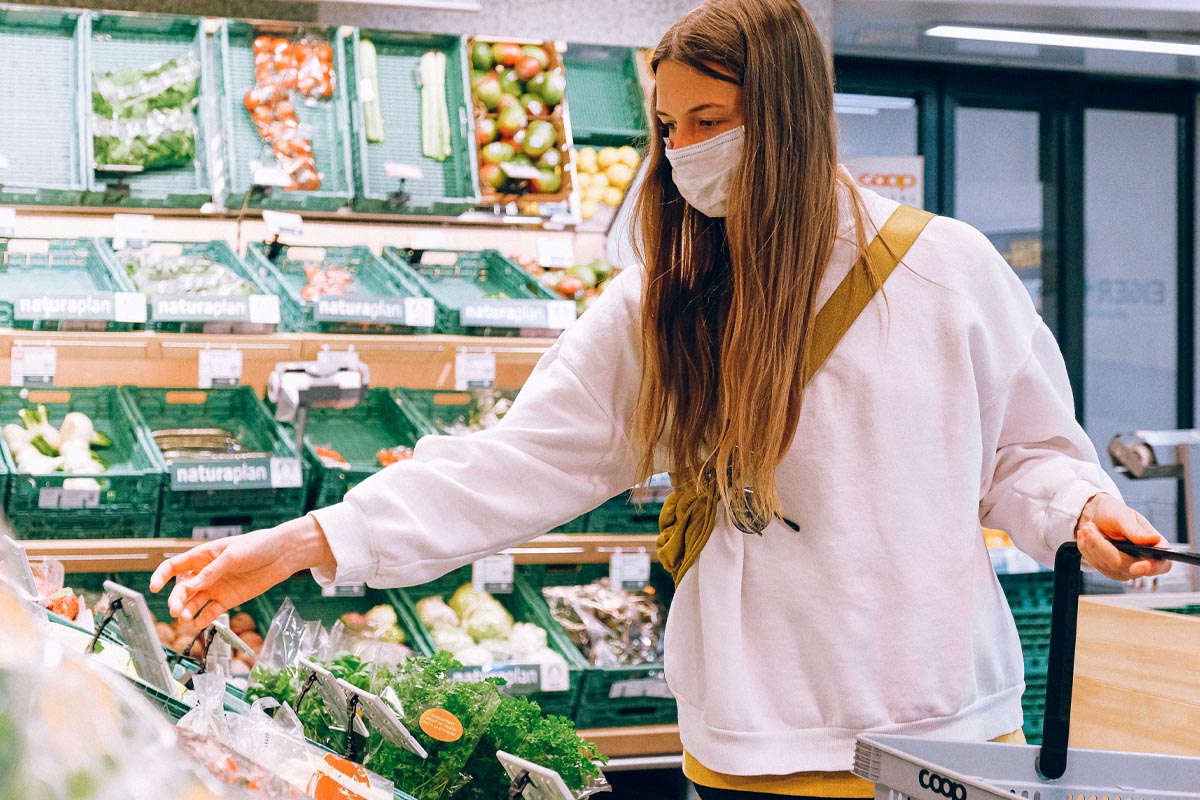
17, 533, 660, 573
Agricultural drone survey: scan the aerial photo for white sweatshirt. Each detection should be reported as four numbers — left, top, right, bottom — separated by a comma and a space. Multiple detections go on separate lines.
310, 179, 1118, 776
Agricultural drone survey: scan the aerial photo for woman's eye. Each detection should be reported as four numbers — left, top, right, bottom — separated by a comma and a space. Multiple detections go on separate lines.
660, 121, 676, 132
700, 119, 723, 128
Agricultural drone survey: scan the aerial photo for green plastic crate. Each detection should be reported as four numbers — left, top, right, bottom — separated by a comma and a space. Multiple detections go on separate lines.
120, 386, 307, 533
586, 476, 672, 534
521, 562, 676, 728
83, 11, 213, 209
0, 385, 163, 538
244, 241, 433, 334
215, 21, 354, 212
0, 6, 88, 207
291, 387, 425, 511
390, 387, 587, 534
157, 510, 294, 542
1158, 603, 1200, 616
389, 566, 582, 719
342, 29, 480, 216
563, 44, 648, 148
247, 575, 420, 647
383, 247, 571, 336
101, 238, 279, 333
0, 238, 144, 331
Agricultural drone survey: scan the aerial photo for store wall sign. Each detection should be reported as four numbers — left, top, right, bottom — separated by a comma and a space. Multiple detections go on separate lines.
169, 456, 303, 490
843, 155, 925, 209
13, 292, 148, 323
459, 299, 575, 330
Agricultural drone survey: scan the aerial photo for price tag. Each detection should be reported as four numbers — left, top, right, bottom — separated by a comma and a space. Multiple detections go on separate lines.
262, 210, 304, 237
545, 300, 577, 330
537, 238, 574, 269
538, 659, 570, 692
251, 161, 293, 188
358, 77, 377, 104
248, 294, 282, 325
608, 677, 672, 699
10, 345, 56, 387
472, 554, 514, 594
0, 207, 15, 237
386, 163, 424, 181
197, 349, 243, 388
269, 457, 304, 489
113, 214, 154, 251
454, 352, 496, 390
38, 487, 101, 510
609, 550, 652, 590
404, 297, 436, 328
410, 230, 449, 250
322, 583, 367, 598
193, 525, 243, 541
114, 292, 148, 323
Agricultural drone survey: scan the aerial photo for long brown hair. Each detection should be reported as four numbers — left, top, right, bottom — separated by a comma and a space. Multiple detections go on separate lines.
632, 0, 872, 527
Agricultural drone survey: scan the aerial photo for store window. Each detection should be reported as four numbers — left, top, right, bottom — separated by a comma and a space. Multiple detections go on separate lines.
1083, 109, 1179, 541
953, 107, 1046, 319
835, 93, 918, 157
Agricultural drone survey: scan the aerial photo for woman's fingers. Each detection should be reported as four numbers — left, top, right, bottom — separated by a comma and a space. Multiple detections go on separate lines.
194, 600, 229, 630
150, 539, 228, 593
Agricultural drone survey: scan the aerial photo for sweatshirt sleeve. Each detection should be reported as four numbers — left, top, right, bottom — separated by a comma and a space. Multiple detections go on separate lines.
309, 269, 644, 588
978, 322, 1120, 567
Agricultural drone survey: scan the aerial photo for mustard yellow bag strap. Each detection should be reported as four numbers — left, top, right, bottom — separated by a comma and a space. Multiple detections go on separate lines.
802, 204, 935, 387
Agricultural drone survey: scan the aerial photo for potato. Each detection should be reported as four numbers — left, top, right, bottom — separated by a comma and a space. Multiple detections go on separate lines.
239, 632, 264, 654
229, 612, 256, 636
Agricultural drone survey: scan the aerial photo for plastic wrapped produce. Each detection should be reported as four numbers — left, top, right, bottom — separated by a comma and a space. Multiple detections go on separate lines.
92, 54, 200, 172
542, 579, 667, 668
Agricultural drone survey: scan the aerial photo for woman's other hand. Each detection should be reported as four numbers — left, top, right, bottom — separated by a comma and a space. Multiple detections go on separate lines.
1075, 493, 1172, 582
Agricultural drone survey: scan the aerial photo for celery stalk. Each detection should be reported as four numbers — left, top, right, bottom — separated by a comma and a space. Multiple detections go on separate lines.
359, 39, 385, 144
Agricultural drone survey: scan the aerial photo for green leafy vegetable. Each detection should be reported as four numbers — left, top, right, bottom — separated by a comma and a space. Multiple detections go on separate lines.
92, 54, 200, 172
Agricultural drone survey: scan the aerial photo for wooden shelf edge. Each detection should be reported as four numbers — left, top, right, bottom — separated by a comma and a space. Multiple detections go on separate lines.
18, 533, 659, 573
577, 724, 681, 759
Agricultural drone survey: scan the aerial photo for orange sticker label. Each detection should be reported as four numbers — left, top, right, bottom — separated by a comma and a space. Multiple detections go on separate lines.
419, 707, 464, 743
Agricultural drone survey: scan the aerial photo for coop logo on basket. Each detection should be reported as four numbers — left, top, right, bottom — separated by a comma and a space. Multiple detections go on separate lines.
174, 462, 268, 486
919, 769, 967, 800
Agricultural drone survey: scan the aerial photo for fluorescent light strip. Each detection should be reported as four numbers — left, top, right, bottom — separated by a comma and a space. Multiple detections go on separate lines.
926, 25, 1200, 58
833, 93, 916, 111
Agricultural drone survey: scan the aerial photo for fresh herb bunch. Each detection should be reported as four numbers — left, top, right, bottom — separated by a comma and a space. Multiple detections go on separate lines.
463, 695, 605, 800
92, 55, 200, 171
244, 664, 298, 708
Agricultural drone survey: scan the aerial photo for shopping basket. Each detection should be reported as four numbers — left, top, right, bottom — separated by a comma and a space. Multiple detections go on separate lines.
853, 540, 1200, 800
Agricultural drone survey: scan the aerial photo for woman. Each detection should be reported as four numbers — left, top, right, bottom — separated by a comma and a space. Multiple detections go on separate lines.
153, 1, 1169, 797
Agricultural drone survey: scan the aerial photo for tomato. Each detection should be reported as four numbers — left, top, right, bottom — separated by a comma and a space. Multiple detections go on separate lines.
253, 35, 273, 53
558, 275, 585, 298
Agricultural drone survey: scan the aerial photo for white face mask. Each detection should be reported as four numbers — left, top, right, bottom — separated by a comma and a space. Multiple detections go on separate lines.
664, 125, 744, 218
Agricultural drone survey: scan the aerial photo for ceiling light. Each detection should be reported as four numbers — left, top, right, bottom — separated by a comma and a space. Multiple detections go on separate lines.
833, 93, 916, 116
926, 25, 1200, 58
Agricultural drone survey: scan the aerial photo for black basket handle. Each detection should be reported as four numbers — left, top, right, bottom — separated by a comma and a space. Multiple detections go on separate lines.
1038, 540, 1198, 780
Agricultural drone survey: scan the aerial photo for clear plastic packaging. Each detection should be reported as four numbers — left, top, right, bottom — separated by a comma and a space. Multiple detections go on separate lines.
542, 579, 666, 668
92, 54, 200, 172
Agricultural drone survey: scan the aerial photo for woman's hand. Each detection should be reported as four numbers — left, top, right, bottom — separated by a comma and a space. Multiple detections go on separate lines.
1074, 493, 1172, 582
149, 515, 335, 628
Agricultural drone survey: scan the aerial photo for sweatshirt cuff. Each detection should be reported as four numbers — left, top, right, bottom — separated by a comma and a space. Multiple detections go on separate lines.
1044, 479, 1107, 553
308, 501, 376, 587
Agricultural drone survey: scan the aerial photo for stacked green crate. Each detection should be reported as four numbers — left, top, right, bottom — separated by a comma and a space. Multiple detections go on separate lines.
389, 565, 583, 719
215, 21, 354, 212
244, 241, 434, 334
0, 386, 162, 539
0, 238, 146, 331
383, 247, 574, 336
0, 7, 89, 207
120, 386, 305, 539
101, 238, 280, 333
292, 387, 426, 510
390, 387, 587, 533
999, 570, 1053, 744
84, 11, 213, 208
563, 44, 647, 148
587, 474, 672, 534
341, 29, 480, 215
521, 562, 676, 728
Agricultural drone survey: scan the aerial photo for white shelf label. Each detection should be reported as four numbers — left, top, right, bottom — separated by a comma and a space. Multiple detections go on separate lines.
114, 292, 148, 323
454, 352, 496, 390
38, 487, 100, 510
193, 525, 243, 541
262, 210, 304, 237
251, 161, 293, 189
537, 238, 574, 269
539, 660, 570, 692
10, 345, 56, 387
248, 294, 282, 325
403, 297, 436, 328
608, 677, 672, 700
269, 457, 304, 488
197, 349, 243, 388
322, 583, 367, 598
610, 550, 652, 591
545, 300, 576, 330
0, 207, 15, 238
472, 554, 514, 594
113, 214, 154, 251
386, 162, 423, 181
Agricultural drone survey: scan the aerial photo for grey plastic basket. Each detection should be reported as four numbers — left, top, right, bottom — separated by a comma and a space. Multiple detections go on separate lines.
853, 542, 1200, 800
